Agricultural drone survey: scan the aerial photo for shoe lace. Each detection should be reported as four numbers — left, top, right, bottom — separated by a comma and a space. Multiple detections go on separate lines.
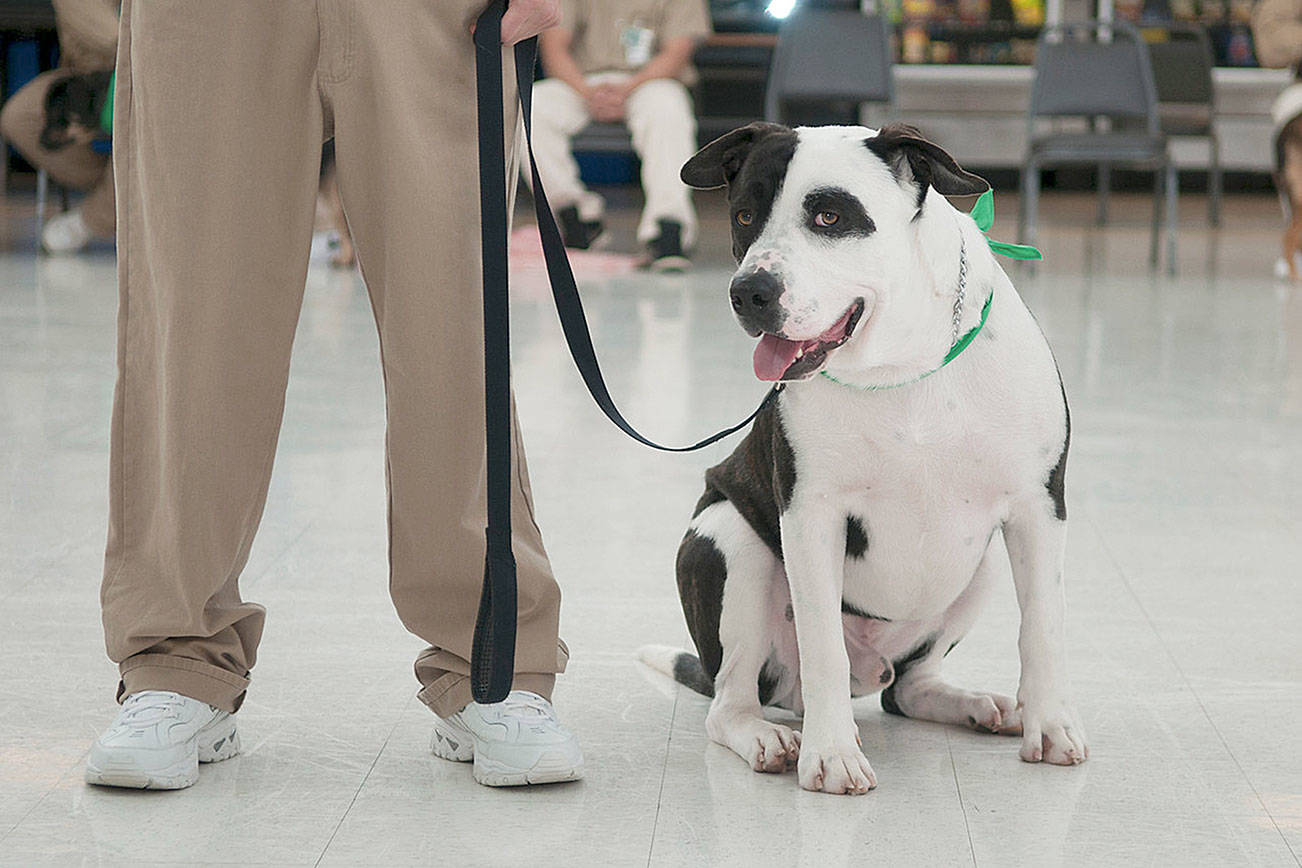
498, 691, 556, 721
120, 691, 192, 725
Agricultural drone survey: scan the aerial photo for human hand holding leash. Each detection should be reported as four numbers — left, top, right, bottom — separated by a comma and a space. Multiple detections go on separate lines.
499, 0, 559, 44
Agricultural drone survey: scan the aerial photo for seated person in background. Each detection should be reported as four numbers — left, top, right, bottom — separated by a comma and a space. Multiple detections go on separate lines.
0, 0, 120, 254
531, 0, 711, 271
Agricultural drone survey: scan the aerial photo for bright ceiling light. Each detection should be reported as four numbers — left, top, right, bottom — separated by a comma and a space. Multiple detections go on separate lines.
767, 0, 798, 18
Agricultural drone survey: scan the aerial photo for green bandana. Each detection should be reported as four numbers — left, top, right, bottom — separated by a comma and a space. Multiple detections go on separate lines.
972, 188, 1041, 260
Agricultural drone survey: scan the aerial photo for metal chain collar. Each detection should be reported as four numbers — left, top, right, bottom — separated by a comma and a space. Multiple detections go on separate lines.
951, 233, 968, 345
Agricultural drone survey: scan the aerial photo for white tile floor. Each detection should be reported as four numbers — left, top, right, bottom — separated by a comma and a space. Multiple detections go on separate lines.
1, 188, 1300, 867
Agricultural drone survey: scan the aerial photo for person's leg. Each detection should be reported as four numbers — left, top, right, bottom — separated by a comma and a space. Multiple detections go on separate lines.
2, 69, 115, 250
624, 77, 698, 248
0, 69, 109, 191
78, 162, 116, 237
101, 0, 326, 713
527, 77, 603, 223
325, 0, 567, 719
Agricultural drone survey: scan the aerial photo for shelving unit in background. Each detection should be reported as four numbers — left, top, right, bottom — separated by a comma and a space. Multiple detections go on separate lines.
695, 0, 1282, 174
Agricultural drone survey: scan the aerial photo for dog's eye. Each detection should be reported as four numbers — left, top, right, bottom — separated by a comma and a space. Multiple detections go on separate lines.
814, 211, 839, 228
735, 210, 754, 227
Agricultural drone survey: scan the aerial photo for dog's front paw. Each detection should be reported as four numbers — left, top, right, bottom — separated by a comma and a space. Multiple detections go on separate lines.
1018, 698, 1088, 765
964, 691, 1022, 735
743, 721, 801, 773
796, 738, 877, 794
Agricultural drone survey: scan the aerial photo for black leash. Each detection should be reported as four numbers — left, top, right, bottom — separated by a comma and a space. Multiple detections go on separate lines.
471, 1, 779, 703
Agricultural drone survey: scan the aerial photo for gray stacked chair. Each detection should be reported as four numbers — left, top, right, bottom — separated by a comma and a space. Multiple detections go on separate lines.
1019, 20, 1177, 274
1148, 22, 1220, 226
764, 8, 893, 125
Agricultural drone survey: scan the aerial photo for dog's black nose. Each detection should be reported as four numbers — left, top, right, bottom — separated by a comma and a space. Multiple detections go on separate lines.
729, 269, 782, 315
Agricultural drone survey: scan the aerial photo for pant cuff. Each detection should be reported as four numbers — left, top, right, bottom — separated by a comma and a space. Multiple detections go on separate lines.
417, 672, 558, 718
118, 653, 250, 713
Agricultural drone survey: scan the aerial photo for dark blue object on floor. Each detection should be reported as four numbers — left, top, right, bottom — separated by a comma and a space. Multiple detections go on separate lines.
576, 152, 637, 185
5, 38, 40, 97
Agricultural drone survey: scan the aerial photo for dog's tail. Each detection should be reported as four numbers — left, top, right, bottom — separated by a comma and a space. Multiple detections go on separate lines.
637, 645, 715, 697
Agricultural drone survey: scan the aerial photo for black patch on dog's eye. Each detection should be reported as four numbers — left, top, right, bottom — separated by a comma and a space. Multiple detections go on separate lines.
1047, 375, 1069, 521
728, 132, 799, 262
675, 530, 728, 681
803, 188, 874, 238
845, 515, 869, 559
880, 635, 937, 717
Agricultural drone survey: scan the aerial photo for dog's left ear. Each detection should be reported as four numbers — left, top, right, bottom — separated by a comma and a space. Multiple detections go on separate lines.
865, 124, 989, 207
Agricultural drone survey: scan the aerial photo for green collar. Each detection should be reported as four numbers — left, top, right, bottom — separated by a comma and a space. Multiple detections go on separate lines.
818, 291, 992, 391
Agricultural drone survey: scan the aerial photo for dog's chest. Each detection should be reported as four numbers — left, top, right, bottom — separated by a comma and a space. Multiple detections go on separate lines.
783, 388, 1024, 619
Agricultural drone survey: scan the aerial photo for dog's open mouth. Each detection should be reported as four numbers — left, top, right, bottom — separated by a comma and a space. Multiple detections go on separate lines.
753, 299, 866, 382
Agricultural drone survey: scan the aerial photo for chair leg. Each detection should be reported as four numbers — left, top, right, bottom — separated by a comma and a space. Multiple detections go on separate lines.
1020, 161, 1040, 248
1018, 167, 1028, 243
1096, 163, 1110, 225
1150, 163, 1162, 269
35, 168, 48, 250
1165, 160, 1178, 276
1208, 134, 1221, 228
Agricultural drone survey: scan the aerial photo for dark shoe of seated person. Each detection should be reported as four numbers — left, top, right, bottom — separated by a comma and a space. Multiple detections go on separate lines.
557, 205, 605, 250
643, 218, 690, 273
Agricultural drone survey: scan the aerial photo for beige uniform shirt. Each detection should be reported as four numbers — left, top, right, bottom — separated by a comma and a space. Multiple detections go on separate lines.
558, 0, 712, 85
52, 0, 121, 71
1252, 0, 1302, 69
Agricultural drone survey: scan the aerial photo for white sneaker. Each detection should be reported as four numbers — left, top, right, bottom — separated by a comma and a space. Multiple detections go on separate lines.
85, 690, 240, 790
431, 690, 584, 787
41, 208, 92, 254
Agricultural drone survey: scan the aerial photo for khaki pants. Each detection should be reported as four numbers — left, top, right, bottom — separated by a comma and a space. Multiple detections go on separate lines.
101, 0, 566, 717
527, 73, 698, 247
0, 69, 117, 236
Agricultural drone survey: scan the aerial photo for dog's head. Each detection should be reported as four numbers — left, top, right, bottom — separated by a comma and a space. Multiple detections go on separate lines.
682, 122, 988, 382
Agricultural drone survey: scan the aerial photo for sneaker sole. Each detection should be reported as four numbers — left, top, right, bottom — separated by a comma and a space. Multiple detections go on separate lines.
649, 255, 690, 273
430, 718, 583, 787
85, 714, 239, 791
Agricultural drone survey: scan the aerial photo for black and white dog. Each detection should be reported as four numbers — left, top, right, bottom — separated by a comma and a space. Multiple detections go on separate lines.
641, 123, 1087, 795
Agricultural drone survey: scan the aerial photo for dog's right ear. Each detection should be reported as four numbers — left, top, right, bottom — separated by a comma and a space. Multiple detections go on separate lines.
681, 122, 789, 190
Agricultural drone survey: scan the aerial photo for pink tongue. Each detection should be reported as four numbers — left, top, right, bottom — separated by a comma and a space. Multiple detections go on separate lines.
753, 334, 806, 381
